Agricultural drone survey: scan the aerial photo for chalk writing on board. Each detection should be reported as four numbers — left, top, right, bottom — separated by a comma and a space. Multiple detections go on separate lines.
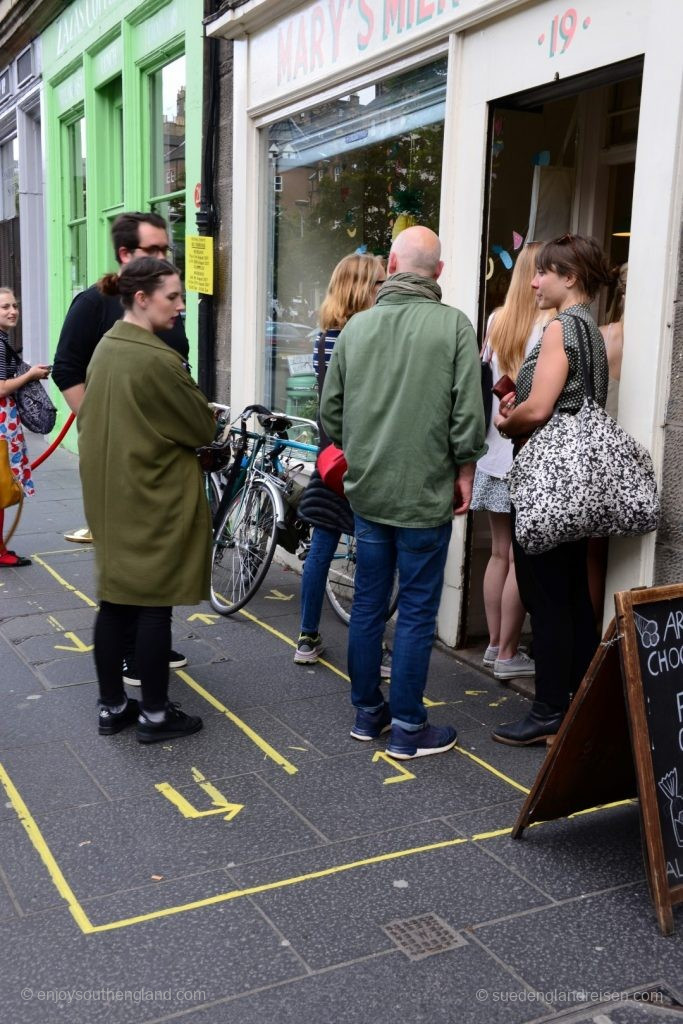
659, 769, 683, 849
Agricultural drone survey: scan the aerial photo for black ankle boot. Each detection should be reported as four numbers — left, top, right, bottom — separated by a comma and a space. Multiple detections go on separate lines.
491, 701, 565, 746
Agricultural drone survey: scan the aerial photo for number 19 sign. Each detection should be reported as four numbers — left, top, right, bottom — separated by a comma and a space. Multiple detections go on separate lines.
538, 7, 592, 58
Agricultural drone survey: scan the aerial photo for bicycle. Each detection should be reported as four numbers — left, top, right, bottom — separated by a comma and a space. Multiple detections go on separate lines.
325, 532, 399, 625
200, 403, 232, 520
201, 404, 399, 623
208, 406, 318, 615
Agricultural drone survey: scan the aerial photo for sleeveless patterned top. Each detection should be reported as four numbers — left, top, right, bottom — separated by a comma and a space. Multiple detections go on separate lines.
515, 304, 608, 413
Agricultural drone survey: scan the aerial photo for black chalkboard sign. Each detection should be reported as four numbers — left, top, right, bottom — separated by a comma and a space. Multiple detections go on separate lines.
513, 587, 683, 935
616, 586, 683, 934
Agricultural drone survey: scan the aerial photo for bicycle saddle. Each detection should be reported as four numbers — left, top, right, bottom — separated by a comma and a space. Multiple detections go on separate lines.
256, 412, 292, 434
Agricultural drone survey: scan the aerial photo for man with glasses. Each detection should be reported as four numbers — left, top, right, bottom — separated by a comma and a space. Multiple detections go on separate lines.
52, 211, 189, 677
53, 211, 187, 424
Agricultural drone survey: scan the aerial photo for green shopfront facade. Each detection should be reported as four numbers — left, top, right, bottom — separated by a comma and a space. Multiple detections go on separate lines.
42, 0, 204, 448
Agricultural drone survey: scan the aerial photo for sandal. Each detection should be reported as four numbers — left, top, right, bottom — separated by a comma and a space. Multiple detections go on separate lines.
64, 527, 93, 544
0, 551, 32, 567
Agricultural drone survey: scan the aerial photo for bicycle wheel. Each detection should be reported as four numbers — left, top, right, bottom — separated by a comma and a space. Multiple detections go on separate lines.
207, 473, 222, 523
325, 534, 399, 625
210, 482, 278, 614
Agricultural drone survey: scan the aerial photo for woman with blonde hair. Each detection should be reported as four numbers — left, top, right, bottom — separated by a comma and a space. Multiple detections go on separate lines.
295, 252, 386, 664
472, 242, 553, 680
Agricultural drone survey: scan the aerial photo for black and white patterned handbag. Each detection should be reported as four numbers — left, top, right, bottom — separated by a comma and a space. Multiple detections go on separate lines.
508, 317, 659, 555
1, 338, 57, 435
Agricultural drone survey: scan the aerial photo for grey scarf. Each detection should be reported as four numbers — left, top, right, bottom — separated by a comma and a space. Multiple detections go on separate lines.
377, 272, 442, 303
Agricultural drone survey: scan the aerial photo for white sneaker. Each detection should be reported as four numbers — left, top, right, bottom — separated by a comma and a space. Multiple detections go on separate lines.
483, 644, 499, 667
493, 651, 535, 679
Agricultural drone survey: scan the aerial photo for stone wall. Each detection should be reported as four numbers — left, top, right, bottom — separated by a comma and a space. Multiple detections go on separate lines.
653, 221, 683, 583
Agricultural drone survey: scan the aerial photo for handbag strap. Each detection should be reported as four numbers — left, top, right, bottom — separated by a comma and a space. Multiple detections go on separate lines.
566, 314, 595, 401
316, 331, 328, 398
2, 492, 23, 549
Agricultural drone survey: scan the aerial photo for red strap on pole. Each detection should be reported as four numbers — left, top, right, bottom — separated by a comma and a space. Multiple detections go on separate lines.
30, 412, 76, 471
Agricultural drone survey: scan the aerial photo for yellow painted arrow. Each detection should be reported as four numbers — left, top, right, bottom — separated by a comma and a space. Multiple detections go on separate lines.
465, 689, 488, 696
423, 697, 446, 708
264, 589, 294, 602
155, 767, 244, 821
187, 613, 220, 625
372, 750, 416, 785
54, 631, 94, 653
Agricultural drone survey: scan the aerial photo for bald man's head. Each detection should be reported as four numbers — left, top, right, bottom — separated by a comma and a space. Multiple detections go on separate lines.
388, 226, 443, 279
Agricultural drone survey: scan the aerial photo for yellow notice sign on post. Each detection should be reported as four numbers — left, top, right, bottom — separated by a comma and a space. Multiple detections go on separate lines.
185, 235, 214, 295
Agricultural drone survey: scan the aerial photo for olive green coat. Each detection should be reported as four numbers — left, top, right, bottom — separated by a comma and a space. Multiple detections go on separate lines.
77, 320, 216, 606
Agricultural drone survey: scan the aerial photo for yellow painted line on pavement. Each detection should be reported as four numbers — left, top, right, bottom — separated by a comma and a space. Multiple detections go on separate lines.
0, 763, 94, 934
176, 669, 298, 776
87, 834, 471, 932
455, 745, 531, 795
31, 552, 532, 798
236, 606, 349, 680
0, 753, 637, 935
30, 554, 97, 609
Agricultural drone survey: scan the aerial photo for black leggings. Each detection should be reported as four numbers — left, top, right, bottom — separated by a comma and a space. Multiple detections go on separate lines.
511, 510, 598, 711
95, 602, 171, 712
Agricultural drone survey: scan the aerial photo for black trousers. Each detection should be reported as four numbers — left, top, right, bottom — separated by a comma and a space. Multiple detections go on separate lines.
95, 601, 171, 712
511, 510, 598, 710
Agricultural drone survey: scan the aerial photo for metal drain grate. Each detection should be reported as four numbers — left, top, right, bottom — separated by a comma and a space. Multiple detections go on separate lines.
381, 913, 467, 961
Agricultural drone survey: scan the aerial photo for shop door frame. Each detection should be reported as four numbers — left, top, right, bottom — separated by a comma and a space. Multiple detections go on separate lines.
439, 0, 683, 644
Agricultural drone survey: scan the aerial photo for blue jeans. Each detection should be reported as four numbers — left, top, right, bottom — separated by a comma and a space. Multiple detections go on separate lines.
348, 514, 451, 729
300, 526, 341, 635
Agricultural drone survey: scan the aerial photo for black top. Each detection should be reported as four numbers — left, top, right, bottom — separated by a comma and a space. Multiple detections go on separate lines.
52, 284, 189, 392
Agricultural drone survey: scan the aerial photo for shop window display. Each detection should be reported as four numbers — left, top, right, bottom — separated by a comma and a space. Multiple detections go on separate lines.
265, 58, 446, 414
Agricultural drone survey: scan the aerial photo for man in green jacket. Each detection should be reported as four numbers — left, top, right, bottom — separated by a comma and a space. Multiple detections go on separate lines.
320, 226, 487, 759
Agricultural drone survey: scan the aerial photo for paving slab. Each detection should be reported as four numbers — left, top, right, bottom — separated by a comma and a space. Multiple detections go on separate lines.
257, 741, 519, 841
18, 777, 324, 903
67, 704, 324, 798
228, 819, 551, 970
0, 901, 302, 1024
474, 885, 683, 1009
190, 652, 348, 709
0, 740, 106, 821
194, 938, 542, 1024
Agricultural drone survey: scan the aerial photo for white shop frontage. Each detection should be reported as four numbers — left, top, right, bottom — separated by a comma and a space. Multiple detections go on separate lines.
207, 0, 683, 645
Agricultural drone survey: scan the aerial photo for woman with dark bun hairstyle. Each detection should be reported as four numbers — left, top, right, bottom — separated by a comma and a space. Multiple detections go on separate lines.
491, 235, 613, 746
78, 257, 216, 744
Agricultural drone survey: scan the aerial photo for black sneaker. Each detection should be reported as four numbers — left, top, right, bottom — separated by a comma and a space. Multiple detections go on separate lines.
98, 698, 140, 736
123, 649, 188, 686
136, 702, 203, 744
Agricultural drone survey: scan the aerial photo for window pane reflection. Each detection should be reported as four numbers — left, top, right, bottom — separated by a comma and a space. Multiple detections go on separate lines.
265, 59, 446, 413
150, 56, 186, 198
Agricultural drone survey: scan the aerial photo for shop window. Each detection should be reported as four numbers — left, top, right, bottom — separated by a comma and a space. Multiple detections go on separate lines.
16, 47, 33, 87
66, 117, 87, 296
265, 57, 447, 413
149, 55, 186, 279
97, 78, 124, 211
0, 137, 19, 220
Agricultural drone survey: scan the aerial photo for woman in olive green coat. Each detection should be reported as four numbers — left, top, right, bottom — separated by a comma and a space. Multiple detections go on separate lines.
78, 258, 216, 744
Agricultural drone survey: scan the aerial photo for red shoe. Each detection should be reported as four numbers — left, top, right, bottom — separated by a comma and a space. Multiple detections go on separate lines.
0, 550, 32, 567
